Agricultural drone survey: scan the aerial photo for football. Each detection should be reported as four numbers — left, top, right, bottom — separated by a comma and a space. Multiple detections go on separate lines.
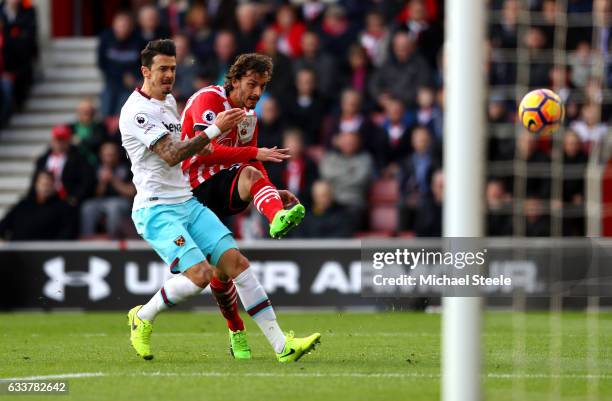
518, 88, 565, 135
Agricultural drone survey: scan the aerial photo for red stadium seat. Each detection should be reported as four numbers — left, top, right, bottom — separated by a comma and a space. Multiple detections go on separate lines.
369, 178, 399, 205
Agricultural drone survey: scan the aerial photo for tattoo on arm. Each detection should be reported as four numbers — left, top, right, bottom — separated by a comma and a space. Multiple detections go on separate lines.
151, 133, 210, 167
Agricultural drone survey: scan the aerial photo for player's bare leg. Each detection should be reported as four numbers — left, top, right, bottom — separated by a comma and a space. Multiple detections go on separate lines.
128, 261, 213, 360
215, 248, 320, 362
237, 166, 305, 239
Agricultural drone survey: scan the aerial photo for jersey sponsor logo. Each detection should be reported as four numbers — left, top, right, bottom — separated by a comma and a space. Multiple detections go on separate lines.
134, 113, 149, 127
237, 114, 256, 143
203, 110, 216, 124
162, 121, 182, 133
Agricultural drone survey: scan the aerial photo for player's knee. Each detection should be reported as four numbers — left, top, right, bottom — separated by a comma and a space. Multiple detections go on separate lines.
197, 265, 214, 286
227, 251, 251, 278
242, 166, 262, 186
217, 248, 250, 278
184, 262, 213, 287
214, 269, 230, 283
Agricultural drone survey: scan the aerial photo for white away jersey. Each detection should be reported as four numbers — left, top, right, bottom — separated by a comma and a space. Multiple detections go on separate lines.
119, 89, 192, 210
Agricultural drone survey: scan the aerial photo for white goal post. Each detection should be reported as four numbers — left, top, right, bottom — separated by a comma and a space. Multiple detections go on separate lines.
442, 0, 486, 400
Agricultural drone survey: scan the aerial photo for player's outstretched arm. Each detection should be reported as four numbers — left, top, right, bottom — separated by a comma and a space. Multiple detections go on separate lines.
152, 108, 244, 166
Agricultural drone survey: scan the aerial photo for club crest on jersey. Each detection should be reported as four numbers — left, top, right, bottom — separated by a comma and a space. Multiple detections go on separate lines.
237, 114, 256, 143
134, 113, 148, 127
174, 235, 186, 247
202, 110, 216, 124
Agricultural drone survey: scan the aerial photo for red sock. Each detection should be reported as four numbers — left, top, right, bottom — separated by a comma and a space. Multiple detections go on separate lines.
210, 275, 244, 332
250, 177, 283, 223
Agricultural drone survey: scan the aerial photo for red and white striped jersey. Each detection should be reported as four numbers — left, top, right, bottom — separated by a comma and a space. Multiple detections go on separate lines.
180, 85, 268, 188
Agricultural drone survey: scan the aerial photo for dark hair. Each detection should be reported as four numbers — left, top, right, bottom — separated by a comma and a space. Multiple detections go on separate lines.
224, 53, 273, 94
366, 9, 385, 20
29, 170, 55, 197
141, 39, 176, 68
113, 10, 133, 22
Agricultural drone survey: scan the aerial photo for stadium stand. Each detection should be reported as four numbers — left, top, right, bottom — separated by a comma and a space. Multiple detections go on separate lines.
0, 0, 609, 239
0, 35, 101, 220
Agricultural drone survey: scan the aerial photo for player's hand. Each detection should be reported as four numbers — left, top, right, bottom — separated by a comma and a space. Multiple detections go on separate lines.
256, 147, 291, 163
278, 190, 299, 208
197, 143, 214, 156
214, 108, 245, 132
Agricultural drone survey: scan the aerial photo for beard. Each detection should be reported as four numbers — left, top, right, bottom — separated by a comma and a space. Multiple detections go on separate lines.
244, 95, 259, 110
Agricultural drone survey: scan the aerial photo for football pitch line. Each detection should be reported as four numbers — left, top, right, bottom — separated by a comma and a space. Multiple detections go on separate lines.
3, 372, 611, 381
26, 332, 442, 338
9, 332, 601, 338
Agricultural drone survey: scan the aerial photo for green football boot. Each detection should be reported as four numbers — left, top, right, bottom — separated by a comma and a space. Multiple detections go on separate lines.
127, 305, 153, 360
229, 329, 252, 360
269, 204, 306, 239
276, 331, 321, 363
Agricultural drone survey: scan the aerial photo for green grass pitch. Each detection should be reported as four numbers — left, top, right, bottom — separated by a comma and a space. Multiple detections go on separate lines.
0, 311, 610, 401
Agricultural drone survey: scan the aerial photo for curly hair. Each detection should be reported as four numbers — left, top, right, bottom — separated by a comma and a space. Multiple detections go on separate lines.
224, 53, 273, 94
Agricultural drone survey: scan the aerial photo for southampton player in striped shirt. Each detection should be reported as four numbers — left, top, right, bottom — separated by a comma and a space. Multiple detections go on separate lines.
180, 54, 306, 359
121, 39, 320, 363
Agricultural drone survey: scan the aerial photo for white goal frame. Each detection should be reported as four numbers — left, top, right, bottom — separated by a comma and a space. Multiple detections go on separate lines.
442, 1, 486, 400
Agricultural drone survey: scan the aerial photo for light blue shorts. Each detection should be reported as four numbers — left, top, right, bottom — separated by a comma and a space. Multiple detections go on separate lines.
132, 197, 238, 273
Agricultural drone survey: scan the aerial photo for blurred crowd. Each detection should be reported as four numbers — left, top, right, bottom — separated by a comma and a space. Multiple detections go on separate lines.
0, 0, 610, 241
0, 0, 37, 127
487, 0, 611, 237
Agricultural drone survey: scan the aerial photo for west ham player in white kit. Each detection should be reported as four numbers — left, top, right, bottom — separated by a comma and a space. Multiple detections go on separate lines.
120, 39, 320, 362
